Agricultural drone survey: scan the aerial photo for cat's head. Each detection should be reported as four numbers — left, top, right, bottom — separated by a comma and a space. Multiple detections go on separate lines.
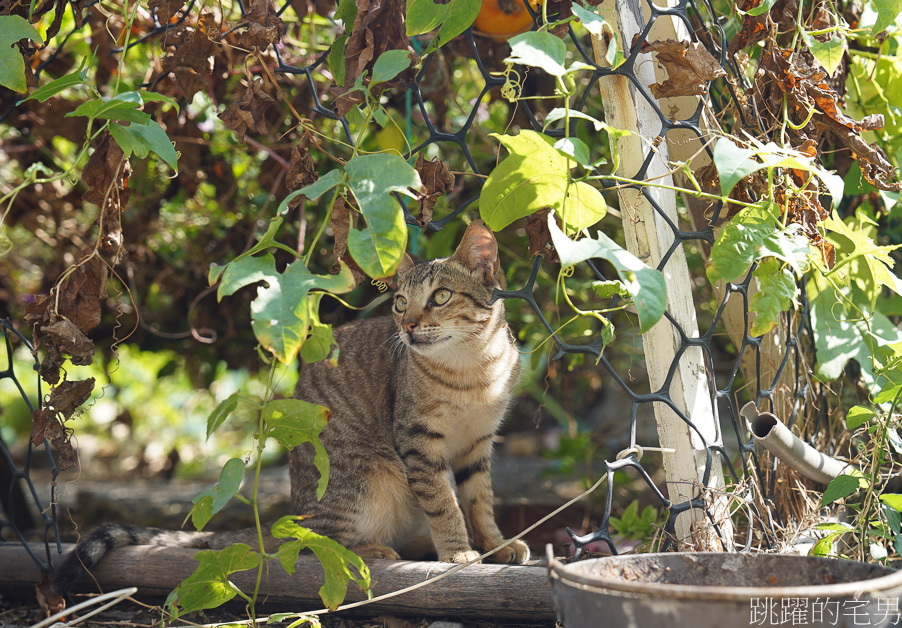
392, 220, 507, 353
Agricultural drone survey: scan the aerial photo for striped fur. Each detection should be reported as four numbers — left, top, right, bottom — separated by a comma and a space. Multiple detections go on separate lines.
289, 220, 529, 564
52, 220, 527, 596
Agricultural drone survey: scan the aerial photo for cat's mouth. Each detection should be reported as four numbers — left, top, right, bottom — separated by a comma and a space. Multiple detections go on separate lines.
407, 334, 452, 346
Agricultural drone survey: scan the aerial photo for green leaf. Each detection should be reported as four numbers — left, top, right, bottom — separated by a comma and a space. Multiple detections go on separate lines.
814, 521, 855, 531
891, 506, 902, 533
746, 0, 778, 15
824, 212, 902, 309
335, 0, 357, 25
571, 2, 617, 65
166, 544, 260, 618
809, 531, 843, 557
881, 493, 902, 512
712, 139, 761, 197
506, 31, 568, 77
329, 35, 348, 87
846, 405, 876, 429
821, 474, 863, 506
706, 204, 776, 283
479, 130, 606, 233
749, 259, 796, 336
139, 90, 180, 113
345, 153, 418, 279
264, 399, 330, 499
108, 120, 179, 170
592, 279, 629, 299
0, 16, 42, 93
206, 392, 239, 440
554, 137, 591, 168
875, 382, 902, 404
300, 294, 339, 366
24, 67, 90, 102
407, 0, 481, 55
68, 92, 151, 124
370, 50, 411, 85
298, 170, 344, 201
217, 255, 357, 363
873, 0, 902, 33
188, 458, 246, 530
549, 216, 667, 333
271, 516, 371, 611
544, 107, 604, 131
801, 31, 845, 76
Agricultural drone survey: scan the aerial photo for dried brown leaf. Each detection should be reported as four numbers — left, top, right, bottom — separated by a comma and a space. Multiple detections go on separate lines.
36, 574, 66, 617
148, 0, 186, 23
234, 0, 283, 50
330, 197, 366, 285
161, 14, 217, 102
30, 408, 75, 470
413, 155, 454, 227
219, 78, 275, 141
82, 133, 131, 207
286, 146, 317, 209
644, 40, 726, 99
48, 378, 96, 419
58, 253, 108, 334
525, 207, 559, 262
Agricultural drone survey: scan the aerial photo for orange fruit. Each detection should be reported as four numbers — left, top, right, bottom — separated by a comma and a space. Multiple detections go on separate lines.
473, 0, 539, 41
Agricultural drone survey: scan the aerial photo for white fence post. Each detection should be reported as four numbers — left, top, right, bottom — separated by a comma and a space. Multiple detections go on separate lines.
590, 0, 734, 550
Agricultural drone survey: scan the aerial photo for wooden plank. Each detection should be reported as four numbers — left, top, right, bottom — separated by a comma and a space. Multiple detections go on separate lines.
590, 0, 732, 550
0, 544, 555, 620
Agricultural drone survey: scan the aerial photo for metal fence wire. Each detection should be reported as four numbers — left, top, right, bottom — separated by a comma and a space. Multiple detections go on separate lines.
0, 318, 62, 576
1, 0, 832, 578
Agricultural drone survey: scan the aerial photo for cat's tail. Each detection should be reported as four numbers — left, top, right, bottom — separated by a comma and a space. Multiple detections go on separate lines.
52, 524, 217, 598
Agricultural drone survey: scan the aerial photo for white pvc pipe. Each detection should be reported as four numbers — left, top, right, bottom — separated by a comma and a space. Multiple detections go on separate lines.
741, 402, 850, 484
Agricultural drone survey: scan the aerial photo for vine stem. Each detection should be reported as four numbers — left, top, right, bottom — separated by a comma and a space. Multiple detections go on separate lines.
249, 358, 280, 617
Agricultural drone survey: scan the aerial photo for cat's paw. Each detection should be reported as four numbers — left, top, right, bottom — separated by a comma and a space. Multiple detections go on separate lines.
443, 549, 481, 564
485, 539, 530, 564
350, 543, 401, 560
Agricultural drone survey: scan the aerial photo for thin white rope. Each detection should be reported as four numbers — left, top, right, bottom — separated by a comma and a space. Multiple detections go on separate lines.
31, 587, 138, 628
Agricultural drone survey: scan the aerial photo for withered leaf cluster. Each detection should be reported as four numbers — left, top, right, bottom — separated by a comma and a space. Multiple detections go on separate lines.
757, 46, 900, 192
334, 0, 414, 117
643, 40, 727, 99
160, 12, 219, 102
414, 155, 455, 228
24, 250, 107, 470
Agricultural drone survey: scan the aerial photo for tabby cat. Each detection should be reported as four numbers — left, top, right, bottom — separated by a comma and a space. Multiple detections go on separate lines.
53, 219, 528, 596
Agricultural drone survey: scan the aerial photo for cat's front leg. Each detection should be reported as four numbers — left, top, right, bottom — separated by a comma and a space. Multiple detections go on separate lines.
399, 446, 479, 563
455, 441, 530, 564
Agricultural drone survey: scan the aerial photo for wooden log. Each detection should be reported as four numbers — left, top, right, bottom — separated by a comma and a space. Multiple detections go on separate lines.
0, 544, 555, 621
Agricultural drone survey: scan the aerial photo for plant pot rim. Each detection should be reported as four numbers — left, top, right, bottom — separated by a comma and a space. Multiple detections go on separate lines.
549, 551, 902, 602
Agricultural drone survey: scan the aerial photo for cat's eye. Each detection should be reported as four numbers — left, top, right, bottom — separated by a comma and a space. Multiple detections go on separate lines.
433, 289, 452, 306
395, 296, 408, 312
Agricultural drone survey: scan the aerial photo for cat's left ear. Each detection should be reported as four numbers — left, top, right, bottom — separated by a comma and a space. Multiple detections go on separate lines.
452, 219, 506, 288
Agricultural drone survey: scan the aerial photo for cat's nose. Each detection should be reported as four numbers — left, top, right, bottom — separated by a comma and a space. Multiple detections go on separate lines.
402, 320, 418, 333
